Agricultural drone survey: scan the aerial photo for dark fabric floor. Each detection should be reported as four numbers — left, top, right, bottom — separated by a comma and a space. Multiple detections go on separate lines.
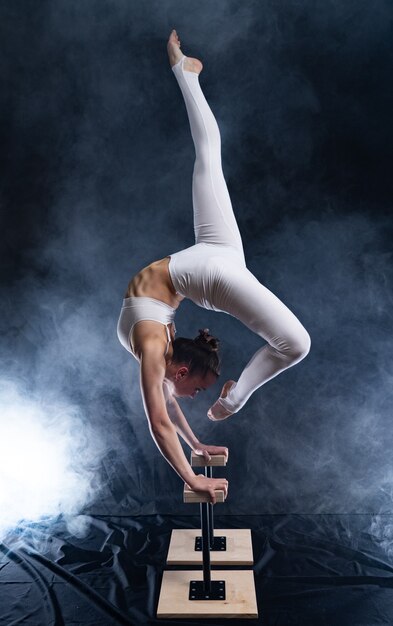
1, 514, 393, 625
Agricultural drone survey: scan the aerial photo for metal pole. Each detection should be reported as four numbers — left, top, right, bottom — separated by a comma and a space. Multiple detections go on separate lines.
200, 501, 211, 593
206, 465, 215, 548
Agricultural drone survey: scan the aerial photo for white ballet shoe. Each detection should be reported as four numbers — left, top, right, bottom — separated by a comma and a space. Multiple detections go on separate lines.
207, 380, 237, 421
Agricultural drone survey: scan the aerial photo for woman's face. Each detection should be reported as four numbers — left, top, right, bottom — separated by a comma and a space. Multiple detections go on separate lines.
172, 369, 218, 398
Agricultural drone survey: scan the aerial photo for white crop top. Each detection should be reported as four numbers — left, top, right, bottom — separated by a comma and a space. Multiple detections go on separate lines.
117, 296, 177, 356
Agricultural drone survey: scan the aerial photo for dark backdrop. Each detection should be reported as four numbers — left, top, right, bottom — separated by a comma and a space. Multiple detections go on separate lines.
1, 0, 392, 538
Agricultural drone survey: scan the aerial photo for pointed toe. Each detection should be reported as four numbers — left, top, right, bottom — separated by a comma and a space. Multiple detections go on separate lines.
207, 398, 233, 421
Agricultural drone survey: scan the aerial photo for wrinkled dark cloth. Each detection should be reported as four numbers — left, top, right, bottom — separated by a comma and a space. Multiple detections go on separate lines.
1, 514, 393, 625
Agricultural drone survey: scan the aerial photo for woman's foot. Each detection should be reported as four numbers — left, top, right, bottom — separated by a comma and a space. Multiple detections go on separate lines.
207, 380, 237, 421
167, 29, 203, 74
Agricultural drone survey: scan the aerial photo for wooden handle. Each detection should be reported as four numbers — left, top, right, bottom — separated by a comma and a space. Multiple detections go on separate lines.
191, 451, 228, 467
183, 482, 226, 503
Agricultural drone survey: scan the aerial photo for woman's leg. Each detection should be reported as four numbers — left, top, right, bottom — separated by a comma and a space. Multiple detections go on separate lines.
170, 41, 310, 418
206, 262, 311, 418
171, 55, 245, 264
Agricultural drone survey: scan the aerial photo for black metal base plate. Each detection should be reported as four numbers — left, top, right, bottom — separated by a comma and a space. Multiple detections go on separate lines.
194, 535, 226, 551
189, 579, 226, 600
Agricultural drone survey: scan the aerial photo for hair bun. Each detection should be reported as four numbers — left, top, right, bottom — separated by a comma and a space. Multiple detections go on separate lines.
195, 328, 220, 352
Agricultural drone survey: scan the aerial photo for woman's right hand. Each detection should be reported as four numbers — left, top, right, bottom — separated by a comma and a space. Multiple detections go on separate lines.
187, 474, 228, 505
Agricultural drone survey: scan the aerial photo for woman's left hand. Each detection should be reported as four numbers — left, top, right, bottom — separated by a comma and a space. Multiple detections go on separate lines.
193, 442, 229, 462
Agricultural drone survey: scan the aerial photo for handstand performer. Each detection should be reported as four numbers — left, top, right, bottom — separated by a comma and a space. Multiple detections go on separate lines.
117, 30, 311, 503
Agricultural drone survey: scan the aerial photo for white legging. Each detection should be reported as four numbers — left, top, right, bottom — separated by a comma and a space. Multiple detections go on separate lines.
171, 55, 311, 412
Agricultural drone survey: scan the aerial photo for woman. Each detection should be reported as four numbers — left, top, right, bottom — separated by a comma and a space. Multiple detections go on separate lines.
117, 30, 311, 504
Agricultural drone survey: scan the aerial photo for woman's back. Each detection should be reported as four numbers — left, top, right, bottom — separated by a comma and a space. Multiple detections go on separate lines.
118, 256, 183, 360
125, 257, 182, 305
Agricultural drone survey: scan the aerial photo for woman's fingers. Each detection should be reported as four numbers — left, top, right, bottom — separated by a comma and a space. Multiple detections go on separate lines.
221, 480, 228, 497
215, 479, 228, 498
211, 481, 227, 503
193, 475, 228, 504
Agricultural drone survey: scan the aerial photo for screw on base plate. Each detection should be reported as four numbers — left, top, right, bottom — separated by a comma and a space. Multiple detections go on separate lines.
194, 535, 226, 551
189, 580, 226, 600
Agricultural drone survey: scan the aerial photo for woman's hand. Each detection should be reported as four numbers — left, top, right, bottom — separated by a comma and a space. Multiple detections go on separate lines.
193, 442, 229, 463
187, 474, 228, 505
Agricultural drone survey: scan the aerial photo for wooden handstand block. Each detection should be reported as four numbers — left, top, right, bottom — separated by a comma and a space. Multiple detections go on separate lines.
183, 483, 226, 504
191, 451, 228, 467
166, 528, 254, 565
157, 570, 258, 619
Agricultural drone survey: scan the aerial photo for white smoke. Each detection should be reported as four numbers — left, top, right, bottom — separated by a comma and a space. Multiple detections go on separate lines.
0, 378, 106, 541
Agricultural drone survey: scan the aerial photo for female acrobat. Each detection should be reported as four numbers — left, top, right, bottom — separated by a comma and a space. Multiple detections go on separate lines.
117, 30, 311, 504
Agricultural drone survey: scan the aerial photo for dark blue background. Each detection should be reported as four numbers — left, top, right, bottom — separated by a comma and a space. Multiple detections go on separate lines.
1, 0, 393, 526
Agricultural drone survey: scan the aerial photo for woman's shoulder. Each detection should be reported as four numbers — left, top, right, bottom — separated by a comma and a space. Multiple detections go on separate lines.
131, 320, 171, 362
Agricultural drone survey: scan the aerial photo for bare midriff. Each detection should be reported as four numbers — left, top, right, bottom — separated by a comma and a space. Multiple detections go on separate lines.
125, 256, 184, 307
125, 256, 185, 361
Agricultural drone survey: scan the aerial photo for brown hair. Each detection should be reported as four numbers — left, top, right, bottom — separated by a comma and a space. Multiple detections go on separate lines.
171, 328, 221, 378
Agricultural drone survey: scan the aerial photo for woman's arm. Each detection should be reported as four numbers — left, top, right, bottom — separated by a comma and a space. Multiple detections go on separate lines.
139, 341, 197, 486
166, 395, 200, 450
138, 339, 229, 503
166, 392, 229, 463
